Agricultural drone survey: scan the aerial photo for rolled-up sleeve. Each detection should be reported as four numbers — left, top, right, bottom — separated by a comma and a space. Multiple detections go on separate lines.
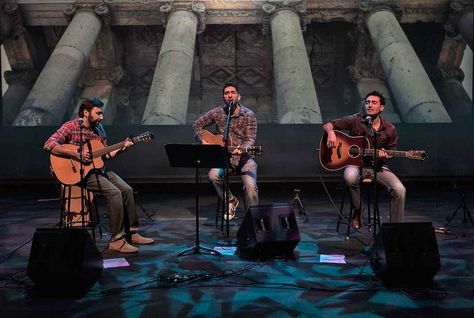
193, 109, 216, 142
43, 124, 71, 151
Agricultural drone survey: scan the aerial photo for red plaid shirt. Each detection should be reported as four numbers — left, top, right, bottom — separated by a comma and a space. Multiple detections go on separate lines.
44, 118, 107, 151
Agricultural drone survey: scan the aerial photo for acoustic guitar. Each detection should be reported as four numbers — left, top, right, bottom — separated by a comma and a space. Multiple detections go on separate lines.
201, 130, 262, 156
50, 131, 154, 185
319, 130, 427, 171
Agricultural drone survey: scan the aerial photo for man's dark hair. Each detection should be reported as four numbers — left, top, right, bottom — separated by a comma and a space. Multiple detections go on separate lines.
365, 91, 385, 106
223, 82, 238, 94
78, 97, 104, 117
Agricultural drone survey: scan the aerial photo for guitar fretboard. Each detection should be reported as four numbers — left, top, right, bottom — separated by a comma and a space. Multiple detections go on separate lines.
358, 149, 409, 158
93, 141, 128, 158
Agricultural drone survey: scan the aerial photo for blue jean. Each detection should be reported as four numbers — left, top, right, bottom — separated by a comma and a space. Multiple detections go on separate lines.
208, 158, 259, 209
86, 171, 138, 241
344, 165, 405, 223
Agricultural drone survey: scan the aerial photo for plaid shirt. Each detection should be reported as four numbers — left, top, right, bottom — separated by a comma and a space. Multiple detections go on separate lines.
44, 118, 108, 151
193, 104, 257, 167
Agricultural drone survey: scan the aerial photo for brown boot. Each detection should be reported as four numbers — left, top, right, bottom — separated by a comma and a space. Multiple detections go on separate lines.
131, 233, 154, 245
351, 206, 363, 230
108, 238, 139, 253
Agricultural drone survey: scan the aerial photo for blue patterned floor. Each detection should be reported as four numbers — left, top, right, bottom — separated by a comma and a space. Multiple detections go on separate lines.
1, 182, 473, 317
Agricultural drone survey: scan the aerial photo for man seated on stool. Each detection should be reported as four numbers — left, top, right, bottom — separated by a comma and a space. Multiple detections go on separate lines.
44, 97, 154, 253
323, 91, 406, 229
193, 83, 259, 220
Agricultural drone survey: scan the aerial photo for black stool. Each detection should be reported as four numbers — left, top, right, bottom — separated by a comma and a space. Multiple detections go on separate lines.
336, 178, 381, 239
215, 176, 247, 230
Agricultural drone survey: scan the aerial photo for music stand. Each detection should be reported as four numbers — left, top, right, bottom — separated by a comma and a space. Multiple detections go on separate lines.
165, 144, 229, 256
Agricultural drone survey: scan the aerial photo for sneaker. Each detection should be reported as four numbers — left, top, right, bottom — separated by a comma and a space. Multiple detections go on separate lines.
225, 197, 239, 220
131, 233, 154, 245
108, 238, 139, 253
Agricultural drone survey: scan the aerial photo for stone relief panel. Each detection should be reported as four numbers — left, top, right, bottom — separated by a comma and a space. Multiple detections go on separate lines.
305, 22, 357, 121
114, 25, 163, 124
195, 24, 275, 123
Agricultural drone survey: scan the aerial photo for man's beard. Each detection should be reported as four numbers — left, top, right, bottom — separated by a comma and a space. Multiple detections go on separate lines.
87, 115, 100, 127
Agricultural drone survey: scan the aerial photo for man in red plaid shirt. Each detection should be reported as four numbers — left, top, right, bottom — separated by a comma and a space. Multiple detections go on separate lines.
44, 97, 154, 253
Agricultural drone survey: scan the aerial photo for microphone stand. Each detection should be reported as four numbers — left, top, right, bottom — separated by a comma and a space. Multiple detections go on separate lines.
367, 119, 381, 268
221, 100, 233, 238
78, 118, 87, 229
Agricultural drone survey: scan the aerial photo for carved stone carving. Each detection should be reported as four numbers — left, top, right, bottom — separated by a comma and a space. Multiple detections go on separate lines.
82, 66, 124, 86
0, 10, 12, 42
347, 29, 385, 81
359, 0, 403, 25
238, 67, 266, 87
445, 0, 474, 36
305, 8, 358, 23
191, 2, 206, 34
437, 35, 467, 81
64, 1, 111, 25
160, 2, 206, 34
262, 1, 307, 35
203, 67, 235, 87
4, 69, 39, 87
1, 1, 25, 40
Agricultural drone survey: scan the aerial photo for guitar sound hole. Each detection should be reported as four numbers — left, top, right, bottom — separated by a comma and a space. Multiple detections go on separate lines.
348, 145, 360, 158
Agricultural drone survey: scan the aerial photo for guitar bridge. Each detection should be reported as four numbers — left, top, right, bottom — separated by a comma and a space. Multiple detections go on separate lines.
336, 143, 342, 159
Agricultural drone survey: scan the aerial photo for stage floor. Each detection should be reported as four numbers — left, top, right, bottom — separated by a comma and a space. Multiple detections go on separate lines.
1, 181, 473, 318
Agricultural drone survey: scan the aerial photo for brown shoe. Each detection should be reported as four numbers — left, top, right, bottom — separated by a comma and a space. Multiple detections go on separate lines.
351, 206, 363, 230
108, 238, 139, 253
131, 233, 154, 245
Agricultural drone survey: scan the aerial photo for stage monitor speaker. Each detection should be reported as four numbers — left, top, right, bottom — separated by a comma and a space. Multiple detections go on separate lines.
237, 204, 300, 259
370, 222, 440, 286
27, 228, 103, 295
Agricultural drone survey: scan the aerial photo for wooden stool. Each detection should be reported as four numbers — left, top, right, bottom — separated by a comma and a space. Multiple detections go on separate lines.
59, 185, 102, 242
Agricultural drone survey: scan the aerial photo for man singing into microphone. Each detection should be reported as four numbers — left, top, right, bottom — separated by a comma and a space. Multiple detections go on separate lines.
193, 83, 258, 220
323, 91, 405, 229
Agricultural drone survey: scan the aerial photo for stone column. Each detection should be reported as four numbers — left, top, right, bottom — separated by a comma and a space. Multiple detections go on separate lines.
348, 30, 401, 122
142, 4, 204, 125
363, 2, 451, 122
266, 6, 322, 123
449, 1, 473, 50
12, 4, 107, 126
436, 35, 472, 122
3, 70, 37, 125
1, 1, 39, 125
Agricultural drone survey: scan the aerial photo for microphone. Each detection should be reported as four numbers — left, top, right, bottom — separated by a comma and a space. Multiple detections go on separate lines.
365, 115, 372, 127
78, 117, 84, 126
224, 99, 234, 114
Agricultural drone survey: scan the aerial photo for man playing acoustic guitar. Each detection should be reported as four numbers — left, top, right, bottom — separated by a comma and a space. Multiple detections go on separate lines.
44, 97, 154, 253
323, 91, 406, 229
193, 83, 259, 220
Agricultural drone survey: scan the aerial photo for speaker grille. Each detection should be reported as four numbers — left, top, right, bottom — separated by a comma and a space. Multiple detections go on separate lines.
237, 204, 300, 259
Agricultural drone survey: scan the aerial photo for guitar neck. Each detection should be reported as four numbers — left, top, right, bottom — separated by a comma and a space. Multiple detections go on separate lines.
364, 149, 408, 158
93, 141, 127, 158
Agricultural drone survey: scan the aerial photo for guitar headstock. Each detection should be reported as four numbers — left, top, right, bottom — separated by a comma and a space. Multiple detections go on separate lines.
134, 131, 154, 143
247, 146, 263, 156
407, 150, 427, 161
